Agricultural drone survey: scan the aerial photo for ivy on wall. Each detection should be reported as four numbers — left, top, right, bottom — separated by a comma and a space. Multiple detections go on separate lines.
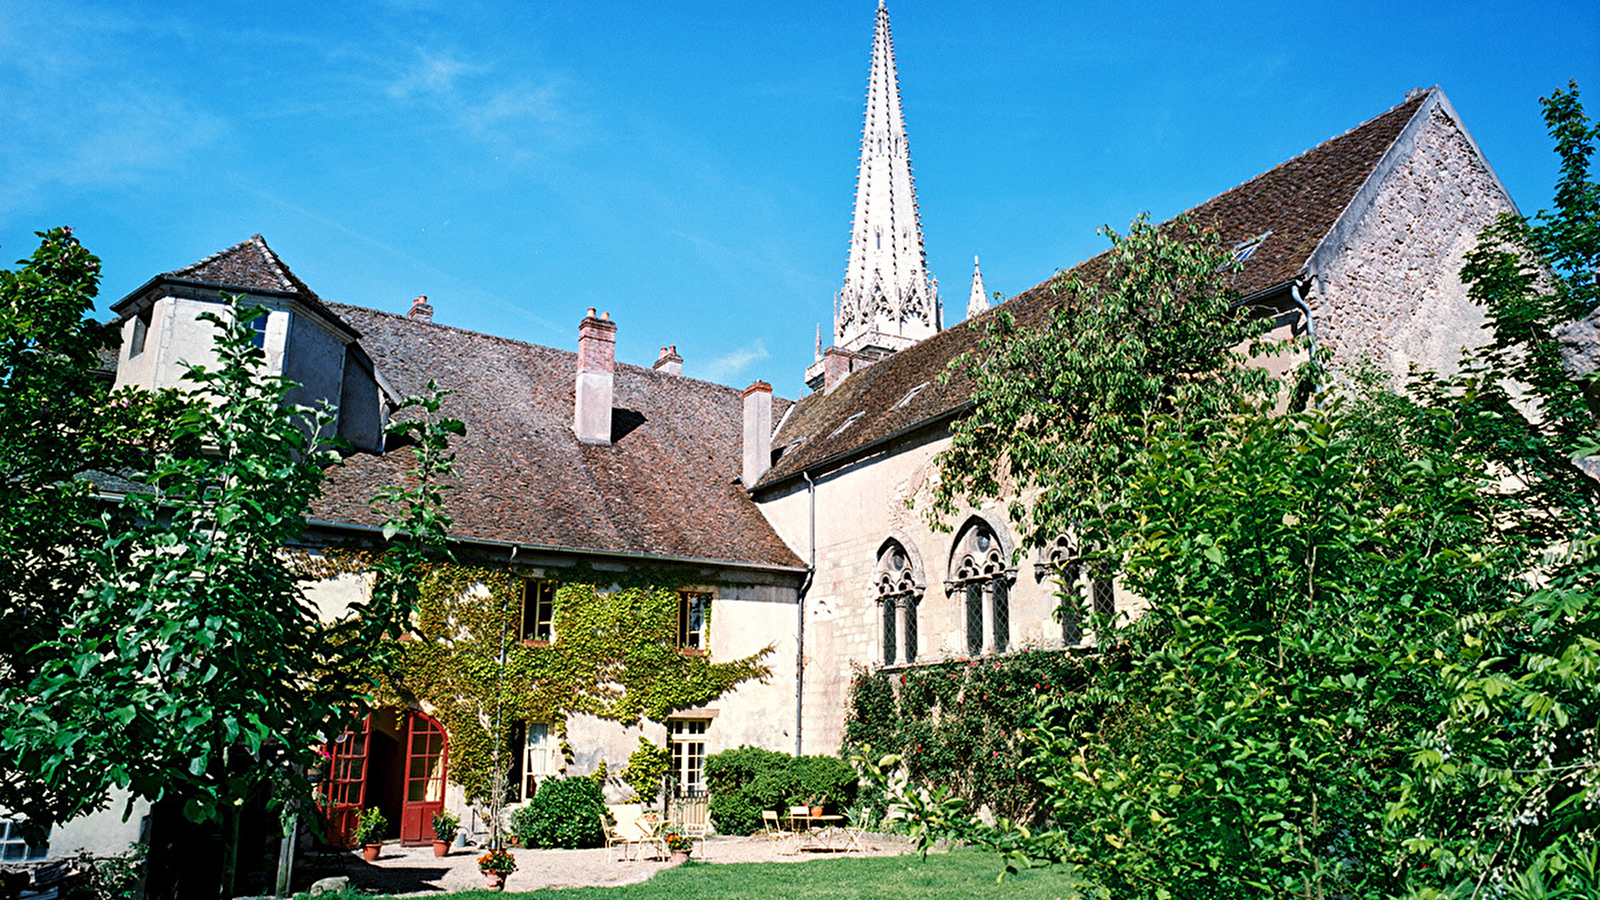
843, 650, 1091, 823
378, 562, 772, 803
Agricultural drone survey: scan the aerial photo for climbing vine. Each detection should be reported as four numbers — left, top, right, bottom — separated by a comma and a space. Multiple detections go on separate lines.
843, 650, 1092, 823
381, 562, 771, 802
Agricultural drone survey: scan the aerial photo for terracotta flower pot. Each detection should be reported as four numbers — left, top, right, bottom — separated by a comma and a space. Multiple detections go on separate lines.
482, 872, 506, 891
432, 839, 449, 857
362, 843, 380, 862
670, 850, 690, 864
810, 806, 824, 818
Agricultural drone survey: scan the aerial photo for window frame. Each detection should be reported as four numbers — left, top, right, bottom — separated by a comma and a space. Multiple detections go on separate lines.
676, 590, 711, 652
520, 581, 556, 643
667, 718, 709, 798
521, 722, 552, 801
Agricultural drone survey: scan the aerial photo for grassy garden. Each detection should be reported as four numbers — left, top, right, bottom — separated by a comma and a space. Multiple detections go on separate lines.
340, 852, 1087, 900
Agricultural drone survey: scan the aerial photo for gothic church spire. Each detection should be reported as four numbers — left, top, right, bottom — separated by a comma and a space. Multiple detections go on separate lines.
966, 256, 989, 319
835, 0, 938, 356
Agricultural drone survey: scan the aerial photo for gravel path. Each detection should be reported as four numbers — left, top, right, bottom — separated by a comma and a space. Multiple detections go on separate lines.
302, 833, 913, 896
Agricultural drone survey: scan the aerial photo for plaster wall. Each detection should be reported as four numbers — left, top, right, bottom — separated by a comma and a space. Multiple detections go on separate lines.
41, 790, 148, 859
1313, 104, 1512, 382
281, 313, 349, 429
113, 292, 289, 393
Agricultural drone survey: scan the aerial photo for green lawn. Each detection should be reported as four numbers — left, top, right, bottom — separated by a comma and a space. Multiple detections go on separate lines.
449, 851, 1091, 900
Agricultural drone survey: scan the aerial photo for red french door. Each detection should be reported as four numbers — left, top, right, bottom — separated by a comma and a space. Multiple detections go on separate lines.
320, 716, 372, 847
399, 712, 448, 844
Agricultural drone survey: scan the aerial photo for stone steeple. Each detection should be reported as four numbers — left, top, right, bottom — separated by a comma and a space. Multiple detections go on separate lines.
818, 0, 939, 383
966, 256, 989, 319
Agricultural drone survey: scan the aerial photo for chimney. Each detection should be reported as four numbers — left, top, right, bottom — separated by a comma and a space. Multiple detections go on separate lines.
575, 308, 616, 445
743, 380, 773, 487
653, 344, 683, 376
408, 294, 434, 322
822, 346, 853, 393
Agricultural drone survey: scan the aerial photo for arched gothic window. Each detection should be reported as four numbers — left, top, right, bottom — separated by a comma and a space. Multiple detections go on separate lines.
946, 518, 1015, 655
1034, 534, 1116, 647
873, 539, 923, 665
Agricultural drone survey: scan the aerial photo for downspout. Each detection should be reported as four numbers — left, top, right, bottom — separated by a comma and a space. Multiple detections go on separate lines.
797, 471, 816, 757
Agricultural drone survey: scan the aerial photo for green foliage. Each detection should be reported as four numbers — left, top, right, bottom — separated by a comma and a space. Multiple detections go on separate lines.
352, 807, 387, 846
624, 738, 670, 803
431, 809, 460, 842
389, 565, 771, 804
894, 84, 1600, 900
930, 214, 1277, 551
511, 777, 609, 849
843, 653, 1092, 824
705, 746, 798, 835
0, 286, 458, 850
475, 847, 516, 875
0, 228, 190, 829
703, 747, 858, 835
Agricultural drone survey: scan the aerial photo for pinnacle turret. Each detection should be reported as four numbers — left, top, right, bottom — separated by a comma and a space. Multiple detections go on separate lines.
966, 256, 989, 319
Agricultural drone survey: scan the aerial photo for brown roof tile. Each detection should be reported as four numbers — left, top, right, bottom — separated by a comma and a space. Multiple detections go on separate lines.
313, 304, 805, 571
758, 91, 1431, 489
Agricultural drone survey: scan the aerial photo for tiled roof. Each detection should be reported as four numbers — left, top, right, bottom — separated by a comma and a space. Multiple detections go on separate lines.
313, 304, 805, 571
757, 91, 1432, 489
114, 235, 355, 335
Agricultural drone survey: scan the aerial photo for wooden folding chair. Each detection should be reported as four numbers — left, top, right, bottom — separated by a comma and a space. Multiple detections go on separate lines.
669, 797, 711, 859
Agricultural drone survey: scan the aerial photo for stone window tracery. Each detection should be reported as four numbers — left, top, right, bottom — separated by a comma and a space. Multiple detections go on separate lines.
1034, 534, 1116, 648
873, 539, 923, 665
946, 518, 1016, 655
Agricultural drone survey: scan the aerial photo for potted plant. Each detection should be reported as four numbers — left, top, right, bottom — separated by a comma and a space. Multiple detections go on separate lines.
660, 825, 694, 864
431, 810, 460, 858
353, 807, 387, 861
808, 795, 827, 818
477, 848, 517, 891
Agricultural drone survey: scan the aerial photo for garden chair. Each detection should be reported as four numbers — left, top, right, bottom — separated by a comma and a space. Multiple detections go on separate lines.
762, 810, 795, 854
668, 797, 711, 859
604, 805, 660, 862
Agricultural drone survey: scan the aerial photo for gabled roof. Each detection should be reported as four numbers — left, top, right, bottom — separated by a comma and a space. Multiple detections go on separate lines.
758, 89, 1436, 490
113, 235, 356, 337
313, 304, 805, 572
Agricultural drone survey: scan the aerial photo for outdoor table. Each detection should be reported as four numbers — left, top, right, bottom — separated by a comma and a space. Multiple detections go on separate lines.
783, 814, 846, 851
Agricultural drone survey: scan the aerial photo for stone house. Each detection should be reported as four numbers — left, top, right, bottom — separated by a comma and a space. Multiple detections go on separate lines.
12, 1, 1522, 869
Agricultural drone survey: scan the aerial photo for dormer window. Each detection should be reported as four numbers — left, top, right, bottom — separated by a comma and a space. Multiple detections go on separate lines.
128, 307, 152, 357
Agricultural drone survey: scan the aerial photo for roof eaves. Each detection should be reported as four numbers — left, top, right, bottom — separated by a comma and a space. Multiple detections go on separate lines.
754, 398, 973, 494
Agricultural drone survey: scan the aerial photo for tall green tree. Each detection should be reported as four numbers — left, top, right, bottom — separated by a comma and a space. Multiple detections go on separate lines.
0, 284, 461, 896
892, 84, 1599, 899
929, 214, 1279, 558
0, 228, 188, 830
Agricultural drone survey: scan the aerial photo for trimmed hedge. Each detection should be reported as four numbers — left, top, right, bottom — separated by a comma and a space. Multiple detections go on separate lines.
510, 777, 609, 848
704, 747, 857, 835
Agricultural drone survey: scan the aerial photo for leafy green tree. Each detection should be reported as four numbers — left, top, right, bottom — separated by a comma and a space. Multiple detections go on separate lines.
898, 84, 1598, 898
0, 228, 189, 830
929, 214, 1278, 555
0, 285, 460, 896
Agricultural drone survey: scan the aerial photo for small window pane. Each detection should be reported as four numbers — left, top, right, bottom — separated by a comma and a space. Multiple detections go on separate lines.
965, 584, 984, 656
882, 599, 897, 665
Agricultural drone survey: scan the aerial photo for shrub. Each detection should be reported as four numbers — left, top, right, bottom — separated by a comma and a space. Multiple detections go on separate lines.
510, 777, 608, 848
704, 747, 856, 835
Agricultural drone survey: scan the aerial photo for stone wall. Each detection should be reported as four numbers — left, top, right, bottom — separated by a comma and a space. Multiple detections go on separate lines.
1313, 101, 1514, 382
756, 427, 1132, 756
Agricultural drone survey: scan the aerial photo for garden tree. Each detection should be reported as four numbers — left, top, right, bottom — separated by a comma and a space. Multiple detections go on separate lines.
384, 569, 771, 809
929, 214, 1280, 558
0, 290, 460, 899
0, 228, 190, 831
874, 83, 1599, 899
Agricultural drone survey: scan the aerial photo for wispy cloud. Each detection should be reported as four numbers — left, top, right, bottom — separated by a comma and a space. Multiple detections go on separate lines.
0, 7, 223, 218
702, 340, 770, 381
378, 47, 583, 154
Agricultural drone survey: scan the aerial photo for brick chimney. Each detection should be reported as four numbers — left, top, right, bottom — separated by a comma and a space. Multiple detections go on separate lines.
575, 308, 616, 445
742, 380, 773, 487
822, 346, 853, 393
653, 344, 683, 376
408, 294, 434, 322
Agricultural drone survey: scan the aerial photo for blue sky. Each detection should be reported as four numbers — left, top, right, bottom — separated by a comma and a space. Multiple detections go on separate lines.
2, 1, 1596, 396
